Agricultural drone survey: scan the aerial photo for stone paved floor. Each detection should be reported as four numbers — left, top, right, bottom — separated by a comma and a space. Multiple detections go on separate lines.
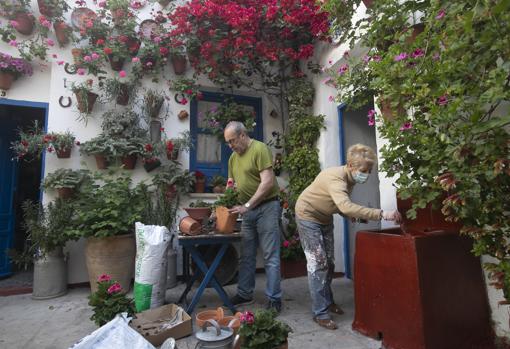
0, 274, 381, 349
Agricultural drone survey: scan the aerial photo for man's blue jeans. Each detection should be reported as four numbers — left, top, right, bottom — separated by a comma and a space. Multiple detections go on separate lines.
237, 200, 282, 301
296, 217, 335, 319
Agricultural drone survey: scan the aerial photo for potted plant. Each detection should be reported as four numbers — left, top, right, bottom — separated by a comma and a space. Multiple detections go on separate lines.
138, 141, 161, 172
71, 47, 107, 76
280, 234, 306, 279
203, 100, 256, 140
235, 309, 291, 349
100, 77, 137, 106
0, 0, 35, 35
101, 109, 146, 139
184, 200, 212, 222
152, 163, 194, 201
194, 170, 206, 193
69, 172, 146, 293
103, 36, 131, 71
19, 199, 77, 299
169, 77, 202, 105
111, 138, 144, 170
42, 168, 90, 199
142, 89, 167, 142
35, 0, 71, 46
88, 274, 135, 326
70, 79, 99, 115
10, 121, 45, 161
79, 135, 114, 169
165, 130, 193, 160
214, 187, 240, 234
45, 131, 76, 158
0, 53, 33, 90
210, 175, 226, 193
168, 43, 187, 75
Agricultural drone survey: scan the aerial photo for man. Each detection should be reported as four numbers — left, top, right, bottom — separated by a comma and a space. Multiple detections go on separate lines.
295, 143, 402, 329
224, 121, 282, 312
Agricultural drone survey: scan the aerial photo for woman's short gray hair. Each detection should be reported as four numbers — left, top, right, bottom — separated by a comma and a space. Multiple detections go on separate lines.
225, 121, 247, 135
347, 144, 377, 169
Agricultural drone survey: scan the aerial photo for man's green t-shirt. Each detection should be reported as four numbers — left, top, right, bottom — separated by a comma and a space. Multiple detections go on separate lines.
228, 139, 280, 204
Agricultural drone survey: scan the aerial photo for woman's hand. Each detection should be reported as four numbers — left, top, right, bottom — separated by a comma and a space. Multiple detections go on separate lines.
382, 210, 403, 224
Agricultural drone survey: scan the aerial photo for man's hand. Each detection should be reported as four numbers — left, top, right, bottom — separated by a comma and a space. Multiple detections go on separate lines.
228, 205, 249, 215
382, 210, 403, 224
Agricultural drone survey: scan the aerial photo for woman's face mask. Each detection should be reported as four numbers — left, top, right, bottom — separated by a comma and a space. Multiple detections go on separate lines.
353, 171, 369, 184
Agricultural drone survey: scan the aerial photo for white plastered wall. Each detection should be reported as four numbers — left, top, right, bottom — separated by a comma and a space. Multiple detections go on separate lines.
0, 0, 281, 283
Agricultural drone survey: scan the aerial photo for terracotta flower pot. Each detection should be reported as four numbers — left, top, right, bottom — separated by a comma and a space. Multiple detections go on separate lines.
143, 158, 161, 172
121, 155, 137, 170
53, 21, 69, 47
218, 315, 241, 334
13, 12, 34, 35
281, 259, 307, 279
37, 0, 53, 16
0, 71, 16, 90
75, 90, 98, 114
171, 55, 187, 75
166, 149, 179, 161
116, 83, 130, 105
195, 179, 206, 193
179, 216, 201, 235
57, 187, 75, 200
56, 148, 71, 158
71, 48, 83, 66
94, 154, 109, 169
184, 207, 212, 221
126, 37, 140, 57
108, 55, 125, 71
195, 307, 224, 328
215, 206, 238, 234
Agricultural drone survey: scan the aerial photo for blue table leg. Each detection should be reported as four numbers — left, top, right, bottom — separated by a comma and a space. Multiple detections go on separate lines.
186, 244, 237, 314
178, 245, 223, 304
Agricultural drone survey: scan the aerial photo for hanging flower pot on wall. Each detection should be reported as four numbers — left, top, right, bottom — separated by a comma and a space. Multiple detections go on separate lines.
143, 158, 161, 172
53, 21, 70, 47
56, 148, 71, 159
121, 155, 137, 170
75, 90, 98, 113
116, 83, 130, 105
12, 12, 35, 35
0, 71, 16, 90
171, 54, 187, 75
150, 119, 162, 143
57, 187, 75, 199
94, 154, 109, 169
108, 55, 125, 72
37, 0, 53, 16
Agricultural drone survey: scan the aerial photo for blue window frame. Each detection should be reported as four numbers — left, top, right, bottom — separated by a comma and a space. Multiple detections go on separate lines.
190, 91, 263, 187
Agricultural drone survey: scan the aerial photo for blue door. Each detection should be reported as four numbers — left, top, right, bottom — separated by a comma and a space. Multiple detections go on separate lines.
0, 117, 18, 277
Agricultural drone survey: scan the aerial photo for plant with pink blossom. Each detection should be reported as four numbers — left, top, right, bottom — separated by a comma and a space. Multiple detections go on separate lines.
237, 309, 291, 349
88, 274, 135, 326
0, 52, 32, 77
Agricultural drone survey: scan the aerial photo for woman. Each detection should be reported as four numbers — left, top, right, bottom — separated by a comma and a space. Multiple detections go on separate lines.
295, 143, 402, 330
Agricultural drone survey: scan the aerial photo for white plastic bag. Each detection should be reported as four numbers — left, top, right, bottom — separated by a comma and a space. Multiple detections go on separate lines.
134, 222, 171, 312
69, 313, 155, 349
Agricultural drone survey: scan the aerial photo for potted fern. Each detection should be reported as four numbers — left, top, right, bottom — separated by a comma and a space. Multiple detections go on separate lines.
42, 168, 89, 199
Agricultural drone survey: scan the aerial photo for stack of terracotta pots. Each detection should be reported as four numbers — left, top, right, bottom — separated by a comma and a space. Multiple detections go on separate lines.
179, 206, 212, 235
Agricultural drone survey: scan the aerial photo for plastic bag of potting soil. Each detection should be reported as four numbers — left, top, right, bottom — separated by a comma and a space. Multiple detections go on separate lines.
134, 222, 171, 312
69, 313, 155, 349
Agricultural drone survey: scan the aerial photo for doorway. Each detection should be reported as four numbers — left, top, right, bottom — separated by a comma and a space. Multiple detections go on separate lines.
338, 103, 381, 279
0, 100, 47, 284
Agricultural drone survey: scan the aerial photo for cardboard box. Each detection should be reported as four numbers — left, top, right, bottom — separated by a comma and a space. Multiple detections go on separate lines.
130, 304, 192, 346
